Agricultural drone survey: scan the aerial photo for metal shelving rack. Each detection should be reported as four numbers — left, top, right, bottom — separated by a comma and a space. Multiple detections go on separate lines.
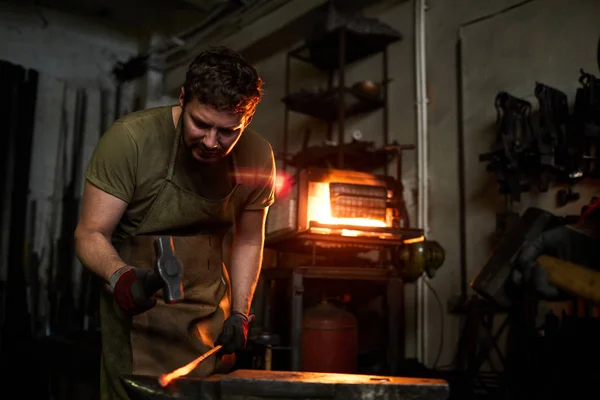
266, 16, 419, 253
280, 21, 403, 172
258, 14, 415, 376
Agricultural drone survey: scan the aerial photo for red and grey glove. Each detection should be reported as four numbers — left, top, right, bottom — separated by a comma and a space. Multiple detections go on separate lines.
105, 266, 157, 315
215, 312, 255, 355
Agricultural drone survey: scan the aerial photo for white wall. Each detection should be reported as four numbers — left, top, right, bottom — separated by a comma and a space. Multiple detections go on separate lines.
0, 3, 139, 332
0, 3, 136, 88
244, 0, 600, 369
425, 0, 600, 368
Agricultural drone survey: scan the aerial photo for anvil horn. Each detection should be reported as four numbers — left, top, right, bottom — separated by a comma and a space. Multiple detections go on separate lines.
120, 375, 217, 400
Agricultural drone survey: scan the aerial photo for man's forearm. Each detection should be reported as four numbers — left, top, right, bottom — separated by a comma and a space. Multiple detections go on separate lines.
74, 229, 126, 282
229, 242, 264, 316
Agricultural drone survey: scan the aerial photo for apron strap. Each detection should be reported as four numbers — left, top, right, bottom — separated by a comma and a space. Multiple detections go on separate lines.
167, 116, 183, 181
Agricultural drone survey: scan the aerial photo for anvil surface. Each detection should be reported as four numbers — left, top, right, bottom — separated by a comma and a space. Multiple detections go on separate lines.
122, 369, 449, 400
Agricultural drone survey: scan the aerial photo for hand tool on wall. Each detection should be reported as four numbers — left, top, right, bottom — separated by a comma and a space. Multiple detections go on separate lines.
479, 92, 536, 202
0, 61, 39, 370
53, 88, 87, 333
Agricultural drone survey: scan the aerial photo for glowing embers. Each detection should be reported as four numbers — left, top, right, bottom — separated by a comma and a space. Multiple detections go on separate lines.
305, 179, 394, 239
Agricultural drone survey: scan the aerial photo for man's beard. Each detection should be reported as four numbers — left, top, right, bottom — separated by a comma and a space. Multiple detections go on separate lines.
184, 134, 224, 162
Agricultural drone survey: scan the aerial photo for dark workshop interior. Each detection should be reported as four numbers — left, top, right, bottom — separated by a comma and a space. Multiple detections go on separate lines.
1, 0, 600, 399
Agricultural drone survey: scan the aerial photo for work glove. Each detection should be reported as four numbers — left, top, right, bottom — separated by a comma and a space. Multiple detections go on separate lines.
215, 312, 254, 355
516, 227, 569, 298
517, 224, 600, 299
105, 266, 157, 315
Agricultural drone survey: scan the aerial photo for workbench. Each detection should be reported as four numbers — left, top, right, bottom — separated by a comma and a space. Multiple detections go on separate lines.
260, 265, 405, 374
122, 369, 449, 400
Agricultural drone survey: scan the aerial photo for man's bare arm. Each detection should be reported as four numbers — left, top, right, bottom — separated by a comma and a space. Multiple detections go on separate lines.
74, 181, 129, 282
229, 208, 268, 316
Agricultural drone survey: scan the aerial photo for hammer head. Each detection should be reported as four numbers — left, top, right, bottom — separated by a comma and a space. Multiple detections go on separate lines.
153, 236, 184, 304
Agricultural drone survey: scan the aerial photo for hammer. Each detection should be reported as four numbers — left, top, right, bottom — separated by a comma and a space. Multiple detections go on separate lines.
144, 236, 184, 304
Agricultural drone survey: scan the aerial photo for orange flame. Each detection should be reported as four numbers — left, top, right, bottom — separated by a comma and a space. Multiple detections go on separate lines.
307, 182, 387, 228
158, 345, 222, 387
403, 235, 425, 244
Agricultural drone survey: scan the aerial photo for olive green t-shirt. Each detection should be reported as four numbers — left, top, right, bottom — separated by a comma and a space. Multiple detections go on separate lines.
85, 105, 275, 239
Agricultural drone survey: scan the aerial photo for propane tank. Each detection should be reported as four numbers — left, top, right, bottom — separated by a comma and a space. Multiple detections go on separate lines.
301, 300, 358, 373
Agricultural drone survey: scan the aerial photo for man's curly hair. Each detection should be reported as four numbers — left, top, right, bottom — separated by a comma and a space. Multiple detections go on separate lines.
183, 46, 264, 116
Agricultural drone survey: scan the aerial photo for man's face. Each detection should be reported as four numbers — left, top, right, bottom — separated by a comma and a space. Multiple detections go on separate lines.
179, 94, 249, 163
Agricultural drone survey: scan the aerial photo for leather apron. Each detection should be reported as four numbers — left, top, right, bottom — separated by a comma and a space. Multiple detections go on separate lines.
99, 121, 247, 400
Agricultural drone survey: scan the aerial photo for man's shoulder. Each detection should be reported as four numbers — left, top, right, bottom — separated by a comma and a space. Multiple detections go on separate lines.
234, 127, 274, 166
115, 106, 173, 141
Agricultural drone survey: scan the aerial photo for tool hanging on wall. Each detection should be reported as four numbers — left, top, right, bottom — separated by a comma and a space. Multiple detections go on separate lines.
479, 92, 537, 202
45, 86, 67, 336
482, 69, 600, 205
49, 88, 88, 334
573, 70, 600, 177
77, 88, 111, 332
535, 82, 582, 183
25, 200, 42, 336
0, 61, 39, 381
535, 82, 585, 208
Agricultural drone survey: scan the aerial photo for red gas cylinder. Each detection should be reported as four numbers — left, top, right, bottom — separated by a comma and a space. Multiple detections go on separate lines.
301, 300, 358, 373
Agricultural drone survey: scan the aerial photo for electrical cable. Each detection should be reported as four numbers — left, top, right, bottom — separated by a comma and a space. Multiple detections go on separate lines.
423, 277, 444, 369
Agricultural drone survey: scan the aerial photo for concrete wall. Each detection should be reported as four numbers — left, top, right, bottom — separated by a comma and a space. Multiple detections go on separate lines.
427, 0, 599, 368
247, 0, 600, 368
0, 3, 137, 88
0, 3, 139, 330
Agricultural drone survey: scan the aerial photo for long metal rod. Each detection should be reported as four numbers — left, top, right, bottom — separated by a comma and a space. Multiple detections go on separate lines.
290, 270, 303, 371
283, 53, 290, 172
415, 0, 430, 366
337, 26, 346, 169
156, 0, 269, 59
158, 345, 223, 387
383, 47, 389, 175
456, 37, 468, 300
160, 0, 290, 66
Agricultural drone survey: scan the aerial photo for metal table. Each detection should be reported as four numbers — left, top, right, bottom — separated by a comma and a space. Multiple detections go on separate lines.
261, 265, 405, 374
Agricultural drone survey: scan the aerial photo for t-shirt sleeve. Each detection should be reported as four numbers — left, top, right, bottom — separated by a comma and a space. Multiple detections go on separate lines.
85, 121, 137, 203
244, 143, 276, 211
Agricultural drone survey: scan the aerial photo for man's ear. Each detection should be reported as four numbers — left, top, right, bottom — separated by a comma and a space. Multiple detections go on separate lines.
178, 87, 185, 107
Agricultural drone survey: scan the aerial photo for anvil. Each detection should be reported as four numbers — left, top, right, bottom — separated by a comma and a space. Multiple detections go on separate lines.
121, 369, 449, 400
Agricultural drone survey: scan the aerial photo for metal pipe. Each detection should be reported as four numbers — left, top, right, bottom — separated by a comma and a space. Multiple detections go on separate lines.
159, 0, 290, 65
383, 47, 389, 175
156, 0, 271, 59
283, 53, 290, 172
265, 345, 273, 370
337, 26, 346, 169
414, 0, 430, 366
